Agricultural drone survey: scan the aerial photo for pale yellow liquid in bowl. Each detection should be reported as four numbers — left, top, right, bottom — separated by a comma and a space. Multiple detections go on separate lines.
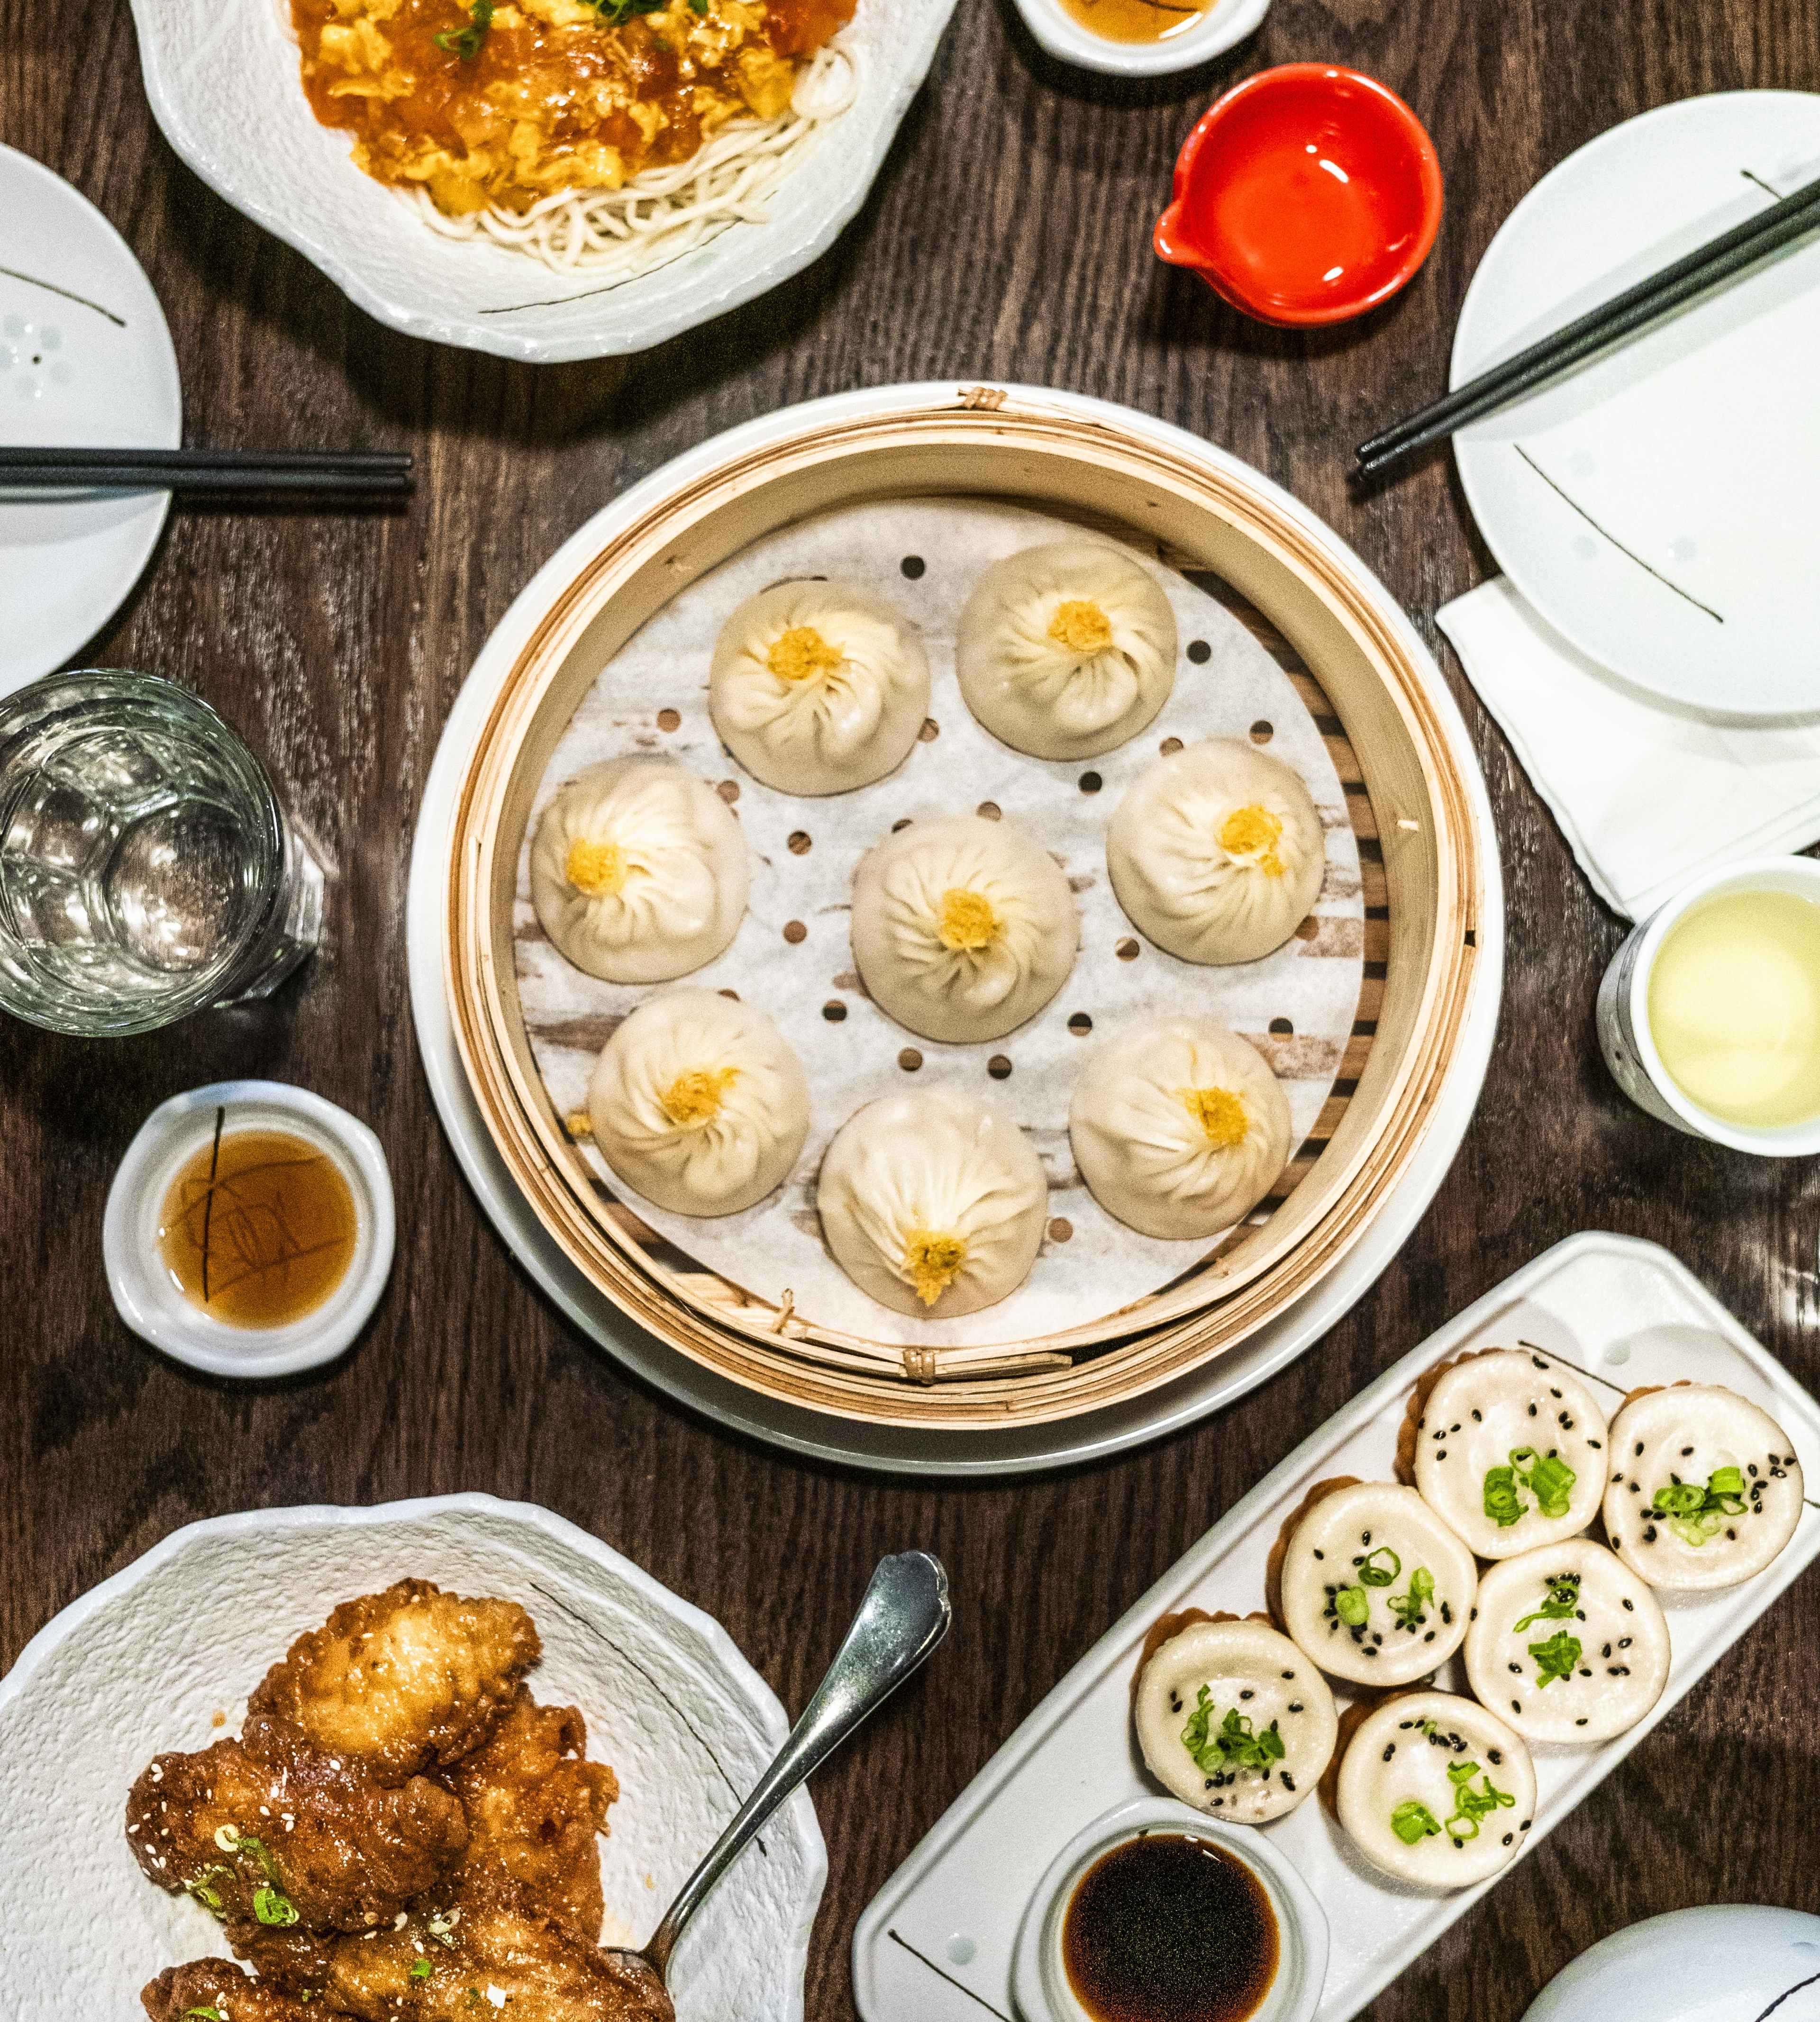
1647, 888, 1820, 1129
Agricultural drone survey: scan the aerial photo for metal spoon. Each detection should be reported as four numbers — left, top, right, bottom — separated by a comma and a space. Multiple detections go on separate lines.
604, 1551, 952, 2015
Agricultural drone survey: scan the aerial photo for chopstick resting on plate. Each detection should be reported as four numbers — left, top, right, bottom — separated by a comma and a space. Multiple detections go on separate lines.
0, 446, 414, 496
1355, 170, 1820, 478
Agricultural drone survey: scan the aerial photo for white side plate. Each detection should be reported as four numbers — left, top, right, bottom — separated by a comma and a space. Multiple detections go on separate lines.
853, 1231, 1820, 2022
1453, 92, 1820, 722
0, 1493, 825, 2022
0, 145, 181, 692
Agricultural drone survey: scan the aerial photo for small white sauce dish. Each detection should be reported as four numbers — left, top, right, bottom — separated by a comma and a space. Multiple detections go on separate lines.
103, 1079, 395, 1378
1014, 0, 1270, 79
1521, 1904, 1820, 2022
1011, 1795, 1329, 2022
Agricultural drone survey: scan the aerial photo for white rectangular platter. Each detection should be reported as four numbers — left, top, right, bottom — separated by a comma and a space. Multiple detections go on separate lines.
853, 1231, 1820, 2022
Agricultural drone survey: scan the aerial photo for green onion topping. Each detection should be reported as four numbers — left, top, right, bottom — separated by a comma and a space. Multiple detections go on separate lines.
1443, 1759, 1516, 1838
1388, 1566, 1435, 1630
410, 1959, 435, 1982
1528, 1628, 1582, 1689
1180, 1687, 1287, 1774
434, 0, 494, 59
1391, 1799, 1441, 1844
1335, 1585, 1370, 1627
254, 1884, 300, 1927
1356, 1545, 1401, 1587
1514, 1572, 1582, 1633
1652, 1466, 1747, 1547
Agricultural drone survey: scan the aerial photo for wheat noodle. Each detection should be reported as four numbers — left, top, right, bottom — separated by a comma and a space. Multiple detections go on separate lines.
404, 41, 856, 281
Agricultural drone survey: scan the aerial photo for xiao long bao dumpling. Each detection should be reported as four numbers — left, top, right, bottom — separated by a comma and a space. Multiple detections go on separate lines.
531, 757, 747, 983
850, 813, 1079, 1043
1107, 738, 1326, 964
709, 580, 931, 796
587, 990, 810, 1216
816, 1088, 1048, 1318
956, 539, 1178, 760
1070, 1015, 1291, 1240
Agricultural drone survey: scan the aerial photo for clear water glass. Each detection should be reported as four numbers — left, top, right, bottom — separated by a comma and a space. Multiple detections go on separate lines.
0, 670, 323, 1035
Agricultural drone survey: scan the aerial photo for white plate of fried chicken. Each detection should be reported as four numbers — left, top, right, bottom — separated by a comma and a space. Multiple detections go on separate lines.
0, 1494, 824, 2021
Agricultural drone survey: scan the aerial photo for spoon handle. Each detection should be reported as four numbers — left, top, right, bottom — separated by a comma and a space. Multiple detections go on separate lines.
643, 1551, 951, 1975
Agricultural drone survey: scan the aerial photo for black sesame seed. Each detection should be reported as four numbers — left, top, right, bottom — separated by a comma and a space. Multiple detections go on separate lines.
1313, 1549, 1325, 1560
1239, 1689, 1255, 1701
1509, 1662, 1521, 1674
1489, 1749, 1502, 1765
1383, 1744, 1395, 1760
1635, 1442, 1644, 1456
1502, 1832, 1514, 1846
1622, 1598, 1635, 1611
1619, 1636, 1631, 1648
1281, 1773, 1295, 1790
1575, 1717, 1588, 1726
1512, 1699, 1521, 1712
1288, 1703, 1303, 1713
1589, 1440, 1602, 1450
1643, 1526, 1657, 1542
1438, 1451, 1447, 1460
1529, 1404, 1538, 1417
1472, 1409, 1483, 1422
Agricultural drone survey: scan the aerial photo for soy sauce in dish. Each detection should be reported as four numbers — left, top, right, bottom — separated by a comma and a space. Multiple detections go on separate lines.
157, 1115, 357, 1329
1062, 1832, 1279, 2022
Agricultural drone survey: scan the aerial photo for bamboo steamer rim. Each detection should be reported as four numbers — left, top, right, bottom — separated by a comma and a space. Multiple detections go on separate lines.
444, 385, 1483, 1429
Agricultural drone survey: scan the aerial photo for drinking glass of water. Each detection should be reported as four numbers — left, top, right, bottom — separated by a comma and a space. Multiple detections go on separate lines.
0, 670, 323, 1035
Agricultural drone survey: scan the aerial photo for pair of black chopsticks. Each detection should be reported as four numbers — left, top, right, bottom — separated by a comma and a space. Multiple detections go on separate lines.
1356, 170, 1820, 480
0, 446, 413, 497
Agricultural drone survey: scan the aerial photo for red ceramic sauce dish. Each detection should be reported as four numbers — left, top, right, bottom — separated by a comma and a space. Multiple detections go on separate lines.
1155, 63, 1445, 326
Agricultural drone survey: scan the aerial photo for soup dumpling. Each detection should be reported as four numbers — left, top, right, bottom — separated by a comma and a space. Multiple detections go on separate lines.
851, 813, 1078, 1043
956, 539, 1177, 760
710, 580, 930, 796
1070, 1015, 1291, 1239
587, 989, 810, 1216
530, 758, 746, 983
1335, 1691, 1536, 1889
816, 1088, 1047, 1318
1107, 739, 1325, 964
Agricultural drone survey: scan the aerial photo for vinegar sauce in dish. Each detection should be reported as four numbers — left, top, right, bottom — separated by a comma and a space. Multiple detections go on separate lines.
1062, 1831, 1279, 2022
1053, 0, 1213, 46
157, 1120, 358, 1329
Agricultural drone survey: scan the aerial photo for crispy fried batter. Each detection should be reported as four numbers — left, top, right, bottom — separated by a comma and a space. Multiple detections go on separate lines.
126, 1732, 468, 1933
245, 1880, 672, 2022
451, 1690, 618, 1941
142, 1957, 324, 2022
246, 1580, 540, 1779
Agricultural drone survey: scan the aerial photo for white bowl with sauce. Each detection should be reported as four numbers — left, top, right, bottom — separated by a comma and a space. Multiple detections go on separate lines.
1011, 1795, 1329, 2022
1013, 0, 1271, 80
103, 1079, 395, 1378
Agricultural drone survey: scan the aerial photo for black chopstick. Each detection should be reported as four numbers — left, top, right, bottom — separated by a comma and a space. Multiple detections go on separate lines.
0, 446, 414, 495
1355, 171, 1820, 478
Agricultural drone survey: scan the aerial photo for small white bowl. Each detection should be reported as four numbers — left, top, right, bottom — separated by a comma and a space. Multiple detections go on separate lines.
1596, 854, 1820, 1156
1521, 1904, 1820, 2022
1012, 1796, 1329, 2022
1014, 0, 1270, 79
103, 1079, 395, 1377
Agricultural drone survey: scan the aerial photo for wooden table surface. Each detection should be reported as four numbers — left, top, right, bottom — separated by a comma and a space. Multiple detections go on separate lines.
5, 1, 1819, 2015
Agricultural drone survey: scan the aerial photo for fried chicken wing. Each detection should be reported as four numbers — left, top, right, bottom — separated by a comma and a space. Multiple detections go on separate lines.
142, 1958, 324, 2022
127, 1733, 468, 1933
451, 1690, 618, 1941
243, 1881, 672, 2022
246, 1581, 540, 1780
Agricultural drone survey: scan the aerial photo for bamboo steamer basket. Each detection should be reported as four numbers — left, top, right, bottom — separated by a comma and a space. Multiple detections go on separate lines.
444, 383, 1488, 1429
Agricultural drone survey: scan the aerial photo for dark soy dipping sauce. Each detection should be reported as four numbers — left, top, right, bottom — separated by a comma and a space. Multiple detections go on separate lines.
1062, 1833, 1279, 2022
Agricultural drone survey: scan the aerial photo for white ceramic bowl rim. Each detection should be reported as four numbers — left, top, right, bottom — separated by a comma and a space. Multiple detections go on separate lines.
1623, 854, 1820, 1155
1015, 0, 1271, 79
1011, 1795, 1330, 2022
102, 1078, 397, 1377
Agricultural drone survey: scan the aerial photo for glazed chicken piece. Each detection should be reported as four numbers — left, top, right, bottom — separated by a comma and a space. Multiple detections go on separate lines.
142, 1957, 325, 2022
126, 1731, 468, 1933
243, 1878, 673, 2022
451, 1689, 619, 1940
246, 1580, 541, 1780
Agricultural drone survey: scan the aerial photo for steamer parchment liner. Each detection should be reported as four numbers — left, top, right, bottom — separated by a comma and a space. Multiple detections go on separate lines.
444, 387, 1483, 1423
512, 497, 1365, 1351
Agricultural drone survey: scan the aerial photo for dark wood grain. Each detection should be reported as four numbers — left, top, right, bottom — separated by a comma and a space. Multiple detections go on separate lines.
4, 1, 1820, 2016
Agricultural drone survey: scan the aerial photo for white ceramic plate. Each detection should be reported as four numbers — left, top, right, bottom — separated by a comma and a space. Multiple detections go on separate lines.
0, 1493, 825, 2022
126, 0, 955, 363
404, 381, 1505, 1477
853, 1232, 1820, 2022
1453, 92, 1820, 721
0, 146, 181, 693
1520, 1905, 1820, 2022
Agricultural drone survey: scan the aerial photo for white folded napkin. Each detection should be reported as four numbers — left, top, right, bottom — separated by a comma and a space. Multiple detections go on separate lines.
1437, 577, 1820, 920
